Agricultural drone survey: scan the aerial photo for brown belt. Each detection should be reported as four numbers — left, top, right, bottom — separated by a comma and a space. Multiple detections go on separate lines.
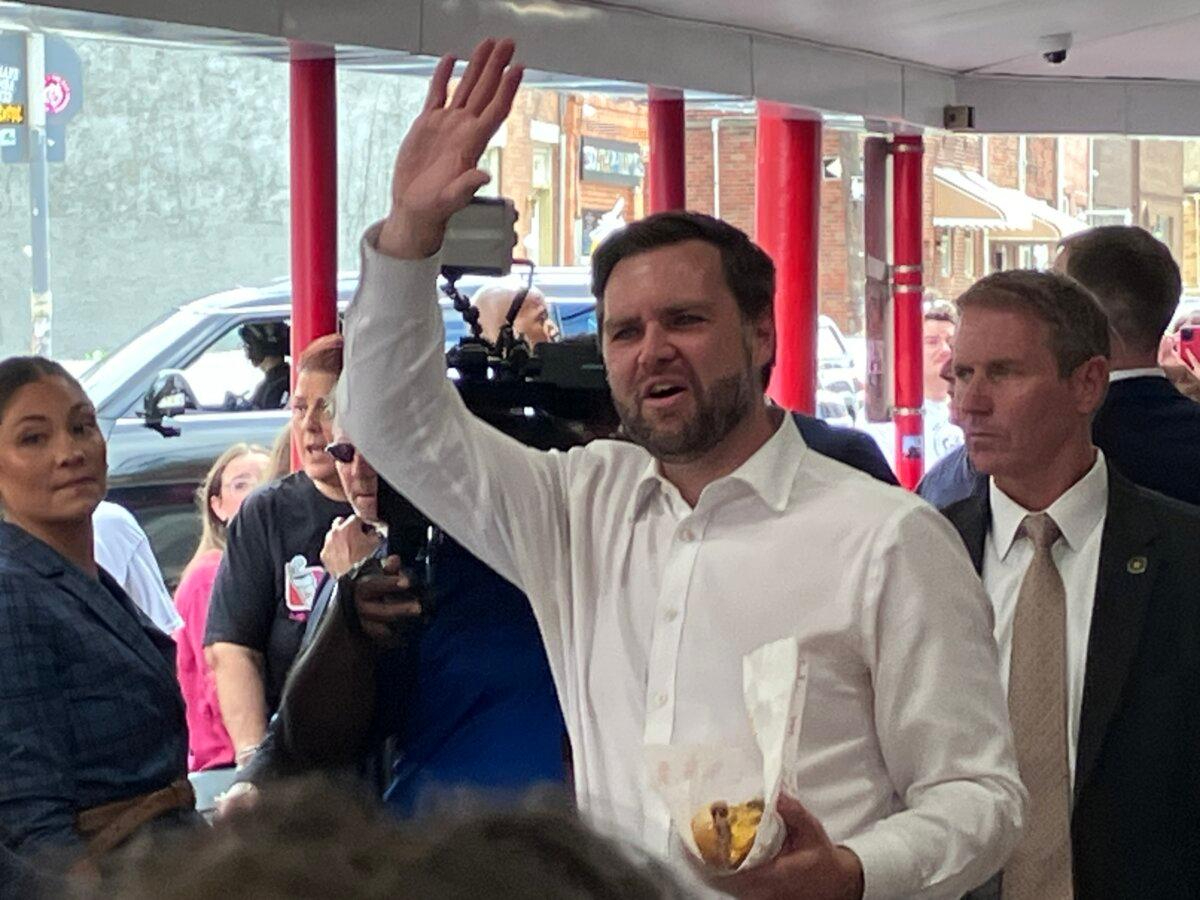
74, 778, 195, 859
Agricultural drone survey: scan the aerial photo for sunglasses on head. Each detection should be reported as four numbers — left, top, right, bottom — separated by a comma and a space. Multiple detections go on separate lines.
324, 441, 356, 464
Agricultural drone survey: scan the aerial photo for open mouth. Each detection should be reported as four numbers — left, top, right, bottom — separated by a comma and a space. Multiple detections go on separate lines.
642, 381, 688, 403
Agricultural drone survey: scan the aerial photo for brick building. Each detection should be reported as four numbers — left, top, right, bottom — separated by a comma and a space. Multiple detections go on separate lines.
491, 87, 1199, 334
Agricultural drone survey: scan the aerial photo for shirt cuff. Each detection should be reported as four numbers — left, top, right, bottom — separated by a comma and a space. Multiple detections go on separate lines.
840, 830, 924, 900
356, 221, 445, 341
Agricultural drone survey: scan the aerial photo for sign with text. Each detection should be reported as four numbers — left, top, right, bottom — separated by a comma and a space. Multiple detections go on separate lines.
579, 136, 644, 187
0, 33, 84, 164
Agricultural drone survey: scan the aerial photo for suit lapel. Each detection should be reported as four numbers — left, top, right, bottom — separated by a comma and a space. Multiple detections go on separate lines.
0, 522, 176, 685
1073, 469, 1157, 799
57, 563, 177, 684
943, 492, 990, 575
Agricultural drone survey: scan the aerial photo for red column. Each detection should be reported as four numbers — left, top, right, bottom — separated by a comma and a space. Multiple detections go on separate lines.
289, 43, 338, 469
647, 87, 686, 213
289, 44, 338, 368
755, 102, 821, 414
891, 134, 925, 489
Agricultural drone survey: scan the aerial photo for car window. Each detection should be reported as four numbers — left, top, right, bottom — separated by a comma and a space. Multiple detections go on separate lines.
80, 308, 204, 407
181, 319, 286, 409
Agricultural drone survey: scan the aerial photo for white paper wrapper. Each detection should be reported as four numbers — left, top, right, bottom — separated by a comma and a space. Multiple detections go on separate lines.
645, 636, 809, 874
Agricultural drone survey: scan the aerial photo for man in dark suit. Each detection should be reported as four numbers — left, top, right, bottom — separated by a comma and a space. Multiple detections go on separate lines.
944, 269, 1200, 899
921, 225, 1200, 509
792, 411, 898, 485
1059, 226, 1200, 505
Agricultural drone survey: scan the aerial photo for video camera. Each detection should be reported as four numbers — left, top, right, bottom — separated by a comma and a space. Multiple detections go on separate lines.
377, 198, 618, 588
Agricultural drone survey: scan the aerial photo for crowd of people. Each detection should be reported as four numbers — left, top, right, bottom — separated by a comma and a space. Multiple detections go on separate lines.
2, 36, 1200, 900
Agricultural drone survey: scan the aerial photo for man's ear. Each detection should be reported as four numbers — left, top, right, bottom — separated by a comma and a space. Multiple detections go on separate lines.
751, 311, 776, 369
1071, 354, 1110, 415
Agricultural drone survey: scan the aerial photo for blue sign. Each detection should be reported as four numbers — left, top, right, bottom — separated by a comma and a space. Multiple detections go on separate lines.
0, 33, 84, 164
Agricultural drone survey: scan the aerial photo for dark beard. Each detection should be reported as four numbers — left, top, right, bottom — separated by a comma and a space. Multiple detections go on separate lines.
616, 369, 756, 463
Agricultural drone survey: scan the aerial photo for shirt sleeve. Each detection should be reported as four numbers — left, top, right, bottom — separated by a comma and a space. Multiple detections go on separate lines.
122, 534, 182, 634
840, 503, 1026, 898
203, 495, 277, 651
0, 577, 83, 855
337, 225, 574, 632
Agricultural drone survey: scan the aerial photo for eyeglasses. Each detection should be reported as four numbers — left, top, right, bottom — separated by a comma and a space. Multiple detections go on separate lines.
324, 441, 355, 464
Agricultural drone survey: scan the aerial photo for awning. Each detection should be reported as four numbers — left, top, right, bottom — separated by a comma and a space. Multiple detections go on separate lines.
933, 167, 1032, 231
933, 166, 1086, 242
988, 189, 1088, 242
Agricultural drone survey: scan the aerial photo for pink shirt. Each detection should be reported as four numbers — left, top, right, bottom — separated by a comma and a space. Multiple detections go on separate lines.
174, 550, 235, 770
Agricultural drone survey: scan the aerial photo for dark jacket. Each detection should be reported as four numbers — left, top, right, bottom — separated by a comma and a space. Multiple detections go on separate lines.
943, 468, 1200, 899
921, 374, 1200, 510
0, 523, 188, 857
1092, 375, 1200, 506
791, 413, 898, 486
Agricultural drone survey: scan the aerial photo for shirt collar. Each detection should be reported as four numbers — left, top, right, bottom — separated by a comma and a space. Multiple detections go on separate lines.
1109, 367, 1167, 383
630, 412, 805, 520
988, 449, 1109, 560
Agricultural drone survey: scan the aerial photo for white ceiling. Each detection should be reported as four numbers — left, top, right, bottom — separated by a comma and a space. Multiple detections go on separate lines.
13, 0, 1200, 133
584, 0, 1200, 80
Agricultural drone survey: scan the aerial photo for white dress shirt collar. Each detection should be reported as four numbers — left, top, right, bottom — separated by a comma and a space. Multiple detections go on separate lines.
989, 450, 1108, 559
630, 411, 806, 520
1109, 367, 1167, 382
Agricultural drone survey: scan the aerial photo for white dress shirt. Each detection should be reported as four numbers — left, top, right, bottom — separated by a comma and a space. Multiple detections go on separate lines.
1108, 367, 1167, 383
339, 227, 1025, 899
93, 500, 182, 634
983, 453, 1108, 781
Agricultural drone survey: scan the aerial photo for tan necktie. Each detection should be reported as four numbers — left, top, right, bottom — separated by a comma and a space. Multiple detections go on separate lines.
1003, 512, 1074, 900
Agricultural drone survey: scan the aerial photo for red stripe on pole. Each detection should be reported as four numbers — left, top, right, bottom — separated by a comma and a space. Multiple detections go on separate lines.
891, 134, 924, 489
289, 44, 338, 469
755, 103, 821, 414
648, 87, 686, 213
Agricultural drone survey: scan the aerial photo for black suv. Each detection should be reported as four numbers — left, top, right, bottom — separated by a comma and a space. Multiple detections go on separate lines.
82, 270, 597, 587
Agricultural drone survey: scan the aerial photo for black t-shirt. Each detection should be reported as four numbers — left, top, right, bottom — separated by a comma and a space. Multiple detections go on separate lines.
203, 471, 351, 712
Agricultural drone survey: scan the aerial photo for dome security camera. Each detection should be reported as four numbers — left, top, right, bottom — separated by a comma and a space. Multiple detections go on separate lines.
1038, 32, 1073, 65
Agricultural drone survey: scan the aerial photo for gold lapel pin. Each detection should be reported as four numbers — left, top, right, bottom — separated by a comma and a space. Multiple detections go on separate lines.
1127, 556, 1147, 575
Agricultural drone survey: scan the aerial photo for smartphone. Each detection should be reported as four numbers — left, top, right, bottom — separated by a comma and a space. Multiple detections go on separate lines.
440, 197, 519, 276
1181, 326, 1200, 364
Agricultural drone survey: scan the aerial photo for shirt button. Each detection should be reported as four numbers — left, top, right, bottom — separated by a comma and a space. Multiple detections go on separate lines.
664, 608, 679, 622
679, 528, 695, 542
655, 692, 668, 708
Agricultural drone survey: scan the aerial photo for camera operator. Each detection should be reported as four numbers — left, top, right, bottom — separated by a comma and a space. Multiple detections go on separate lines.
227, 408, 568, 816
337, 39, 1023, 899
472, 283, 559, 348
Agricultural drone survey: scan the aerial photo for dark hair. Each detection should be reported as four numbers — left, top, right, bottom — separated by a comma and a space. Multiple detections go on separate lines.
955, 270, 1111, 376
0, 356, 84, 423
1059, 226, 1181, 354
297, 333, 343, 378
590, 211, 776, 384
100, 778, 685, 900
239, 321, 291, 366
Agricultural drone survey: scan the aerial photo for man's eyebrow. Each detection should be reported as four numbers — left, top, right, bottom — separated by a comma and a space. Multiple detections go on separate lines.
14, 414, 49, 425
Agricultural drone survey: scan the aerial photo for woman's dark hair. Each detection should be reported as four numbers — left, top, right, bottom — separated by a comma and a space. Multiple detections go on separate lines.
0, 356, 84, 423
590, 211, 776, 385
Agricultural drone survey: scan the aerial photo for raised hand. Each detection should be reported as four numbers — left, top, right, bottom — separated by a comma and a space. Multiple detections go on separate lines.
379, 38, 524, 260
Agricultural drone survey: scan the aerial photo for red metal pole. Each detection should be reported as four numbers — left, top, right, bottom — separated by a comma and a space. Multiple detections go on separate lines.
289, 44, 338, 469
647, 87, 686, 212
755, 101, 820, 414
891, 134, 925, 489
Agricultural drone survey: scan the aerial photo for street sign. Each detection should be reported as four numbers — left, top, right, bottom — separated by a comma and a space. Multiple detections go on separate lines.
0, 33, 84, 164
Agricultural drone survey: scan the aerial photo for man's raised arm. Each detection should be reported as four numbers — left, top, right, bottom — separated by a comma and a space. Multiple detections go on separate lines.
338, 40, 569, 610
